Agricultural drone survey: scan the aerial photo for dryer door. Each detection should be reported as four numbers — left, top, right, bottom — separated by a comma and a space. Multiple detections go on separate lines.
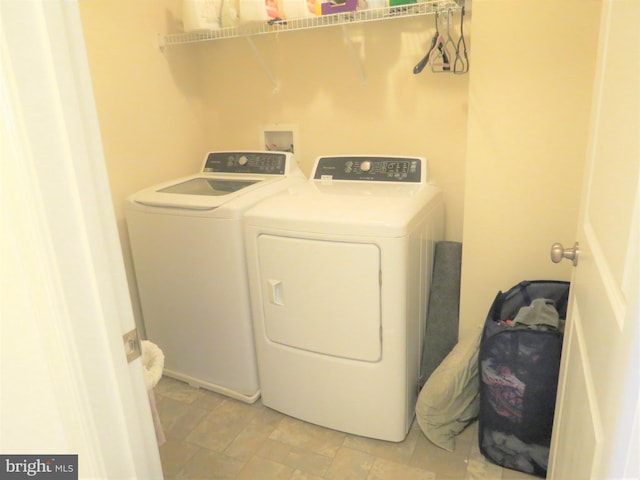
257, 234, 382, 362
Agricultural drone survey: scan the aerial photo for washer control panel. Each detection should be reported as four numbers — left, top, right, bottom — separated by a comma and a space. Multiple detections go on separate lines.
313, 156, 422, 182
203, 151, 287, 174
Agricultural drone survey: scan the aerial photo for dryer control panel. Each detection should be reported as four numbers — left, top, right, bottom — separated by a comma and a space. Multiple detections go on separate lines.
313, 156, 422, 182
203, 151, 287, 175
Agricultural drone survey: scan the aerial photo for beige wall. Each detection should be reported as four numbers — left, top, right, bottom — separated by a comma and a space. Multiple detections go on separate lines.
80, 2, 470, 332
80, 3, 469, 244
458, 0, 601, 337
80, 0, 211, 332
80, 0, 210, 215
80, 0, 601, 340
193, 18, 470, 242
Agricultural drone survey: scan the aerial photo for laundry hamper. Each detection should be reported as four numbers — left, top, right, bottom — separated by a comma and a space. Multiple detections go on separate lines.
478, 280, 569, 477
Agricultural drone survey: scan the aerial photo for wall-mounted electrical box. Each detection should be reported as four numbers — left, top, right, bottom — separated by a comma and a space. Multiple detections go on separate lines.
261, 124, 299, 157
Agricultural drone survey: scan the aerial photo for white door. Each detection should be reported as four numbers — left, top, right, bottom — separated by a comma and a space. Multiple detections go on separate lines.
1, 1, 163, 478
548, 1, 640, 478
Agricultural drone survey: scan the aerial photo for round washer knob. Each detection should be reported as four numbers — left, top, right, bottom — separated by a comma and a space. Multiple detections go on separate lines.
238, 155, 249, 166
360, 160, 371, 172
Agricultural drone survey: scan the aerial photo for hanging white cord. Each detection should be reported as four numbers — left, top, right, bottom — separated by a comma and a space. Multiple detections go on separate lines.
245, 36, 280, 93
341, 25, 366, 86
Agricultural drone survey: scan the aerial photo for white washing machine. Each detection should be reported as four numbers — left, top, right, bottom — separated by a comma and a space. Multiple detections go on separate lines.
243, 155, 444, 440
125, 151, 305, 403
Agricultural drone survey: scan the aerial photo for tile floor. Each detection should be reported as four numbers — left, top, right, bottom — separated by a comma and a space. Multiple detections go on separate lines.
155, 377, 538, 480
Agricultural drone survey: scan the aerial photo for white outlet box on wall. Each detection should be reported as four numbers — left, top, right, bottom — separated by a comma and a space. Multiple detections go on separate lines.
261, 124, 299, 157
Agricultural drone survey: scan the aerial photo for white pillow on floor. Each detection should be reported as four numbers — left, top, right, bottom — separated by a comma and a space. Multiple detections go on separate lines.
415, 329, 481, 451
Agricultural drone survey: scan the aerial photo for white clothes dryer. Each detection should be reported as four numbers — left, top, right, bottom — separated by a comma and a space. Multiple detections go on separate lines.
243, 155, 444, 440
125, 151, 305, 403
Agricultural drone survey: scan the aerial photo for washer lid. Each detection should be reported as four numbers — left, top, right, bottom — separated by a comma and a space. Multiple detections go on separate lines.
158, 178, 261, 196
132, 175, 274, 210
129, 151, 304, 211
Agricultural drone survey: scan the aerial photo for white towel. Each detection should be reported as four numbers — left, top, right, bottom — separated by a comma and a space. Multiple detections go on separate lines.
141, 340, 166, 445
141, 340, 164, 390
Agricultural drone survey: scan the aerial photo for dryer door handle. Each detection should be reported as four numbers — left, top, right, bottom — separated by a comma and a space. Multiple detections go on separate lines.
267, 279, 285, 306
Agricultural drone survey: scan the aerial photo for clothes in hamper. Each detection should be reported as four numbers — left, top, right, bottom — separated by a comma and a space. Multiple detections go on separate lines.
482, 428, 550, 474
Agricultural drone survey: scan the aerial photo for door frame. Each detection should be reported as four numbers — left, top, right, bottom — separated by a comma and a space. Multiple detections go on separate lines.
1, 1, 162, 477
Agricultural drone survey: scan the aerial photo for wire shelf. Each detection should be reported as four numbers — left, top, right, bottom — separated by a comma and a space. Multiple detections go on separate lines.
159, 0, 461, 48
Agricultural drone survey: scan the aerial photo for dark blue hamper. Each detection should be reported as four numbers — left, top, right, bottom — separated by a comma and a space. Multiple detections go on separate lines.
478, 280, 570, 477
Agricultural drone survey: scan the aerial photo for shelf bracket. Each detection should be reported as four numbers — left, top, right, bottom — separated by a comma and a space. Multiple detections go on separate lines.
341, 25, 366, 87
246, 36, 280, 94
